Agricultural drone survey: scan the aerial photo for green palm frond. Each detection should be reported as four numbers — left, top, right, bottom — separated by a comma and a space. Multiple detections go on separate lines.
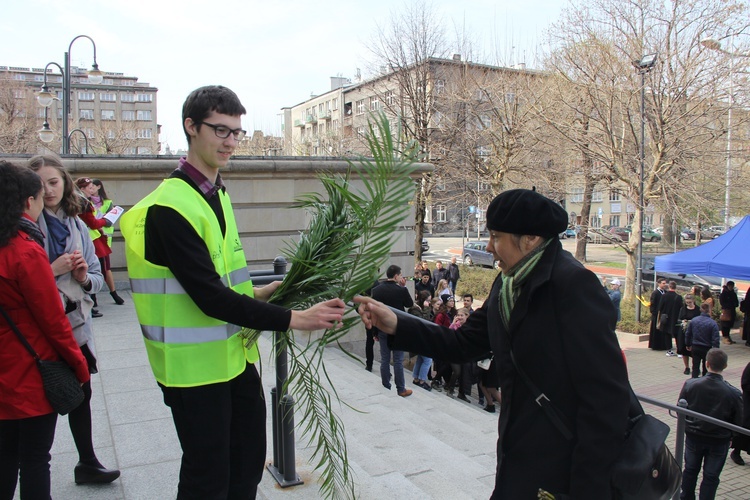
239, 112, 418, 499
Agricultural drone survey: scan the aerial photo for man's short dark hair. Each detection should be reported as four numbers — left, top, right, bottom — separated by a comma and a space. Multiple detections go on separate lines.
700, 303, 711, 314
669, 281, 677, 290
462, 294, 473, 302
182, 85, 246, 144
706, 348, 727, 372
386, 265, 401, 279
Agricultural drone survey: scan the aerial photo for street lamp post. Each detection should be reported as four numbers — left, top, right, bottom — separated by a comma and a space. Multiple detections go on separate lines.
634, 53, 657, 322
36, 35, 103, 154
701, 33, 749, 234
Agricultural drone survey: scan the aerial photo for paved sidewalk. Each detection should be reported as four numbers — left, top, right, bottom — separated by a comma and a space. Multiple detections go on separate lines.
23, 292, 750, 499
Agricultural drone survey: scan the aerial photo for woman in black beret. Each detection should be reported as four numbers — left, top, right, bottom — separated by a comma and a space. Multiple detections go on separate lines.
355, 188, 630, 499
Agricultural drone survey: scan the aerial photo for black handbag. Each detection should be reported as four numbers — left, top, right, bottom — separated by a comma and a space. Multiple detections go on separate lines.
510, 350, 681, 500
0, 304, 84, 415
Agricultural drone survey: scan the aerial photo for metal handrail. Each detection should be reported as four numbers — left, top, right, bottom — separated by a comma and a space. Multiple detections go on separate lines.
636, 392, 749, 500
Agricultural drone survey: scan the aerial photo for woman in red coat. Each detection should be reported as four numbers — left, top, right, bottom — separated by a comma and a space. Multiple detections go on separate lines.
0, 161, 90, 499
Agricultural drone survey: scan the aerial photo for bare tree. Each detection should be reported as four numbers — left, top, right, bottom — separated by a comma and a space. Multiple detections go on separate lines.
540, 0, 750, 301
0, 73, 42, 153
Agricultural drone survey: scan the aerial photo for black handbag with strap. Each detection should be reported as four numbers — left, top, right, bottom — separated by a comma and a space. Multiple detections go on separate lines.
0, 304, 84, 415
510, 349, 681, 500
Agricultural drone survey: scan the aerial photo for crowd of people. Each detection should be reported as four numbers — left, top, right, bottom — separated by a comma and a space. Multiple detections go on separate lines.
0, 159, 120, 499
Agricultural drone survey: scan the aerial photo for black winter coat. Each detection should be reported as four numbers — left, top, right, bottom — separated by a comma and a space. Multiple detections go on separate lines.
390, 240, 630, 499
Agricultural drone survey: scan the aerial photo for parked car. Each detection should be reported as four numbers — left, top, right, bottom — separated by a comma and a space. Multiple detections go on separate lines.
699, 226, 726, 240
680, 228, 696, 240
641, 256, 722, 294
462, 241, 498, 268
608, 227, 630, 241
559, 228, 577, 239
630, 226, 662, 242
421, 238, 430, 252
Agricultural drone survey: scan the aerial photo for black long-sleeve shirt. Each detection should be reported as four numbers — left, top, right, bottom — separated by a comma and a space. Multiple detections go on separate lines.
143, 169, 291, 332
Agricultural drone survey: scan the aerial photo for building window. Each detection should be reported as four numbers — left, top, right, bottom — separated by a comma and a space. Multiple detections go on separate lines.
590, 216, 601, 228
121, 93, 135, 102
435, 205, 447, 223
78, 92, 95, 101
137, 128, 153, 139
609, 189, 621, 201
136, 93, 153, 102
12, 89, 24, 99
609, 215, 620, 227
14, 74, 25, 81
332, 119, 339, 131
100, 93, 116, 102
332, 98, 338, 110
570, 187, 584, 203
124, 147, 137, 154
84, 128, 95, 139
434, 79, 445, 94
385, 90, 395, 106
137, 147, 152, 155
478, 181, 490, 192
370, 96, 380, 111
137, 110, 152, 121
101, 109, 115, 120
124, 130, 136, 139
592, 190, 603, 202
107, 130, 116, 139
102, 78, 114, 85
122, 110, 135, 121
355, 126, 365, 138
34, 75, 44, 82
644, 215, 654, 227
356, 99, 365, 115
476, 208, 486, 222
79, 109, 94, 120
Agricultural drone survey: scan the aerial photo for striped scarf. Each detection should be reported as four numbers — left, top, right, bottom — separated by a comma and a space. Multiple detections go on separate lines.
498, 238, 551, 330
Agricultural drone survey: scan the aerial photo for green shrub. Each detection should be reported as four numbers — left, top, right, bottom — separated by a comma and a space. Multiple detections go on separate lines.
617, 298, 652, 334
454, 264, 499, 300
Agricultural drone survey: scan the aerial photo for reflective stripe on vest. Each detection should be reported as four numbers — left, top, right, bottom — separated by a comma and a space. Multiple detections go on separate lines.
120, 178, 258, 387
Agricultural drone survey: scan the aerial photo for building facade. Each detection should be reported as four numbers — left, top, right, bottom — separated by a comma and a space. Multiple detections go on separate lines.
0, 65, 159, 155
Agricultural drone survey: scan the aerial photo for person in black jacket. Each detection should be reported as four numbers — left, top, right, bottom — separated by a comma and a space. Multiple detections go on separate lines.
719, 281, 740, 345
658, 281, 684, 356
678, 349, 742, 500
355, 189, 630, 499
431, 260, 448, 289
371, 265, 414, 397
648, 278, 669, 350
447, 256, 460, 294
685, 303, 721, 378
730, 361, 750, 466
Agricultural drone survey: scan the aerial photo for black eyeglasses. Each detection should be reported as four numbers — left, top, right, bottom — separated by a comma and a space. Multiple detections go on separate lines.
199, 122, 246, 141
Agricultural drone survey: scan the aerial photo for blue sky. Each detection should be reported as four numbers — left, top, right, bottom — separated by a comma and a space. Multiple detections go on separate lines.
1, 0, 566, 151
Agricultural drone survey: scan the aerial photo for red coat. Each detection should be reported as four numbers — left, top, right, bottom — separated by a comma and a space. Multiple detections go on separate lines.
79, 208, 112, 259
0, 230, 90, 419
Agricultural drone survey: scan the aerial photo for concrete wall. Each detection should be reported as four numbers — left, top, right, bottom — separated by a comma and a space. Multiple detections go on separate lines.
3, 154, 429, 341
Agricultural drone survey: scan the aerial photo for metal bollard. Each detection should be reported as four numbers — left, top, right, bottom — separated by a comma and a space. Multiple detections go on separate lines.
269, 387, 280, 469
673, 399, 688, 500
280, 394, 302, 485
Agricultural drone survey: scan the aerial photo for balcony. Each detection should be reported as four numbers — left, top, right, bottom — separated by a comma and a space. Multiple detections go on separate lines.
319, 110, 331, 120
294, 119, 305, 127
305, 114, 317, 124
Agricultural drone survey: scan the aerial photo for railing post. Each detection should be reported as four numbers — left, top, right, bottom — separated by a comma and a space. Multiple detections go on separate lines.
265, 256, 303, 487
674, 399, 688, 500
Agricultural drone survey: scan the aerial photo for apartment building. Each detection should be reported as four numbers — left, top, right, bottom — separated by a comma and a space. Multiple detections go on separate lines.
0, 65, 159, 155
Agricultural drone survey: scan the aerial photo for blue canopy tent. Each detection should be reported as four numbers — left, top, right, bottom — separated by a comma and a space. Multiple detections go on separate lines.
654, 215, 750, 279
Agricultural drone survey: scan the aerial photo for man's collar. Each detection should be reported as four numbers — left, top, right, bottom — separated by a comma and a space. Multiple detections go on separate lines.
178, 157, 224, 198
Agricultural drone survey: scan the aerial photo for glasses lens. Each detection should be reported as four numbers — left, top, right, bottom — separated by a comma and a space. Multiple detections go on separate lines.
234, 130, 246, 141
212, 125, 231, 138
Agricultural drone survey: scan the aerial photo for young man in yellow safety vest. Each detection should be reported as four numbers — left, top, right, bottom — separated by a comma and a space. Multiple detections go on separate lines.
121, 85, 344, 499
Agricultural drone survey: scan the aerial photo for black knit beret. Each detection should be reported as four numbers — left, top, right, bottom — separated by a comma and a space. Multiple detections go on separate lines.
485, 189, 568, 238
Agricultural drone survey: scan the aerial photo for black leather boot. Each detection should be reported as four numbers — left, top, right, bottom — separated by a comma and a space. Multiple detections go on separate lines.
110, 290, 125, 305
74, 461, 121, 484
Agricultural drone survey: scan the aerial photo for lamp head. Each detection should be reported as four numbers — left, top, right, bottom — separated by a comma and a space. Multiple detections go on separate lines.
36, 86, 55, 107
87, 63, 103, 84
38, 121, 55, 143
637, 53, 658, 69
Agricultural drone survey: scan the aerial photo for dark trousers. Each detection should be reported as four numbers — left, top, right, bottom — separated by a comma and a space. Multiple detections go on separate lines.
691, 346, 710, 378
68, 343, 99, 464
365, 328, 376, 370
680, 435, 729, 500
160, 363, 266, 500
0, 412, 58, 500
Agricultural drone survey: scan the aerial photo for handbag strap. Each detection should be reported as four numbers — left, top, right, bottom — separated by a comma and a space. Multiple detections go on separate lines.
510, 348, 645, 442
0, 303, 41, 361
509, 349, 574, 441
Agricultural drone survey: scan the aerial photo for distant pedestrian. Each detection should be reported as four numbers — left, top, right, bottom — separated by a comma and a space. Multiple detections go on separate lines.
679, 349, 742, 500
678, 294, 700, 375
431, 260, 448, 289
649, 279, 669, 350
685, 303, 721, 378
371, 265, 414, 398
607, 278, 622, 322
447, 256, 460, 294
658, 281, 684, 356
720, 281, 739, 345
